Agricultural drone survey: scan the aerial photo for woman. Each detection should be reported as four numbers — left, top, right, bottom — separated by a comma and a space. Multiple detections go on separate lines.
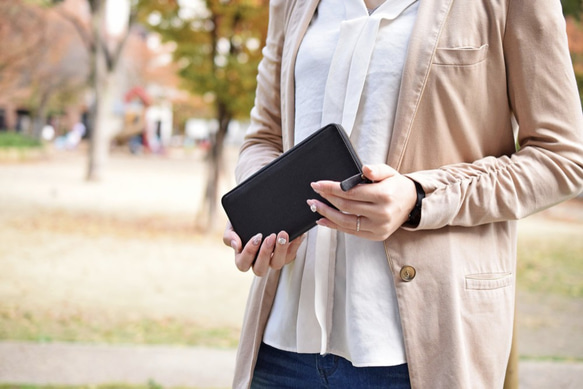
223, 0, 583, 387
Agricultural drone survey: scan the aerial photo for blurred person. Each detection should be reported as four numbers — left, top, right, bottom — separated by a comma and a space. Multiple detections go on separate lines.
223, 0, 583, 388
129, 133, 144, 154
55, 121, 86, 150
41, 123, 55, 142
68, 121, 86, 148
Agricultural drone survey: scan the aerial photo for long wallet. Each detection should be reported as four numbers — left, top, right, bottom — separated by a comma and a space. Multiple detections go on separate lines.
221, 123, 367, 247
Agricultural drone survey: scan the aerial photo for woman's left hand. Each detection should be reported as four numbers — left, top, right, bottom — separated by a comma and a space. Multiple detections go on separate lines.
307, 164, 417, 241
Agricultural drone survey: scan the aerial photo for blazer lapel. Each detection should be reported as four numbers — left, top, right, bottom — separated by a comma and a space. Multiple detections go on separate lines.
282, 0, 320, 151
387, 0, 454, 169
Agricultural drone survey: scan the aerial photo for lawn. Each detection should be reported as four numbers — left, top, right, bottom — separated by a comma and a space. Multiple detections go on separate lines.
517, 230, 583, 298
0, 132, 42, 149
0, 208, 580, 348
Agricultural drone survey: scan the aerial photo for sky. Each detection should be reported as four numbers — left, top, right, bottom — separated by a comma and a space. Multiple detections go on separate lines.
106, 0, 206, 35
106, 0, 130, 36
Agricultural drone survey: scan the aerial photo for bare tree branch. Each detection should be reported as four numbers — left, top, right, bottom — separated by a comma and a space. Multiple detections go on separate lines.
104, 4, 138, 71
0, 2, 48, 73
54, 6, 95, 51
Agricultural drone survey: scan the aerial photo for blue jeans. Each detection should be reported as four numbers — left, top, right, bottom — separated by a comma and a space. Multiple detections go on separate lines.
251, 342, 411, 389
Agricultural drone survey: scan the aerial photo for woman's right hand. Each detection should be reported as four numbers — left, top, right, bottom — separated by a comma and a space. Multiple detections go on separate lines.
223, 223, 304, 277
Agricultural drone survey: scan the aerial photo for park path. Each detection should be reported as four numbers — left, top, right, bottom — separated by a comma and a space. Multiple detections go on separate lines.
0, 341, 235, 388
0, 341, 582, 389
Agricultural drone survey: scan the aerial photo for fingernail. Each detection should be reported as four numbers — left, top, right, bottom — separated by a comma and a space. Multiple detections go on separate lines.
252, 233, 262, 246
230, 240, 237, 250
278, 237, 287, 245
311, 182, 321, 193
307, 200, 317, 213
266, 234, 276, 248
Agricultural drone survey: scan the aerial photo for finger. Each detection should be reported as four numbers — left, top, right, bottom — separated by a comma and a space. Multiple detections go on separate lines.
362, 164, 398, 181
311, 165, 398, 200
222, 222, 240, 251
235, 233, 262, 272
308, 199, 365, 232
270, 231, 289, 270
308, 190, 373, 222
284, 233, 306, 265
311, 180, 376, 206
317, 216, 378, 240
253, 233, 276, 277
311, 180, 348, 199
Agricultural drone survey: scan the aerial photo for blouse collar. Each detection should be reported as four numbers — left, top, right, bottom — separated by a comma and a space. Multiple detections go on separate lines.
348, 0, 419, 18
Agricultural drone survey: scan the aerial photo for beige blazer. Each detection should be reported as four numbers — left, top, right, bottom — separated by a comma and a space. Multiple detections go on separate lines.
232, 0, 583, 388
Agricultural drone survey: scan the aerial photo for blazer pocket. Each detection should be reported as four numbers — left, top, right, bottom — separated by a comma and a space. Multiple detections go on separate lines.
465, 272, 513, 290
433, 44, 489, 66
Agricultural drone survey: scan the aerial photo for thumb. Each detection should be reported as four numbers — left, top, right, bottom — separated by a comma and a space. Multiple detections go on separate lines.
363, 164, 398, 181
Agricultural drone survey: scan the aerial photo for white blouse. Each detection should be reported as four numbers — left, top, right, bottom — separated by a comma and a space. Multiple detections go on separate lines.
263, 0, 419, 367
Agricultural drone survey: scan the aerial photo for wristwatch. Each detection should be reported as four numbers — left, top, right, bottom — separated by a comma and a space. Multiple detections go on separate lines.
404, 180, 425, 228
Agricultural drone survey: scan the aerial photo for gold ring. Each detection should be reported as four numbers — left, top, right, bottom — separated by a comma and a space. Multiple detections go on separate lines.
356, 215, 361, 232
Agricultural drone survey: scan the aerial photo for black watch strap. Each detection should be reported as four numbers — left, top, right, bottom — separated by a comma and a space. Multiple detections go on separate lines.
405, 180, 425, 228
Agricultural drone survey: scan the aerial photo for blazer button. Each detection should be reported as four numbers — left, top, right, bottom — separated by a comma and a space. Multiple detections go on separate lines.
400, 266, 416, 282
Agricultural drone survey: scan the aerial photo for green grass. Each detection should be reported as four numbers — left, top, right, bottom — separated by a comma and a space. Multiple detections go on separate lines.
518, 355, 583, 363
516, 231, 583, 298
0, 307, 240, 348
0, 132, 42, 148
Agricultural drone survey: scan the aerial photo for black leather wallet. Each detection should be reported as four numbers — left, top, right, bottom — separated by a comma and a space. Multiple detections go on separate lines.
221, 123, 367, 246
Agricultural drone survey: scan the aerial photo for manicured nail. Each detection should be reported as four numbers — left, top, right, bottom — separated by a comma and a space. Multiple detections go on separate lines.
252, 233, 262, 246
307, 200, 317, 213
230, 240, 238, 250
311, 182, 322, 193
266, 234, 276, 248
278, 237, 287, 245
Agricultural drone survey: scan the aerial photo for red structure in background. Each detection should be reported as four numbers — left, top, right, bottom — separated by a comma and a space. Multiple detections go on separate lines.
118, 86, 159, 153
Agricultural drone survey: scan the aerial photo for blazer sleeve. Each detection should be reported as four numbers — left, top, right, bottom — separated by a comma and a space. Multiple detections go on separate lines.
234, 0, 288, 183
407, 0, 583, 230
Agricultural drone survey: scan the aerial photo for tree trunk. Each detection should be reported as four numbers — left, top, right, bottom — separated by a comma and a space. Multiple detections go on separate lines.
87, 71, 116, 181
198, 104, 230, 231
31, 93, 49, 139
86, 0, 105, 181
56, 0, 131, 181
86, 0, 122, 182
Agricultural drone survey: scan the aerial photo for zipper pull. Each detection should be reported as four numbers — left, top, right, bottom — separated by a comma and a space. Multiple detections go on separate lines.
340, 172, 372, 191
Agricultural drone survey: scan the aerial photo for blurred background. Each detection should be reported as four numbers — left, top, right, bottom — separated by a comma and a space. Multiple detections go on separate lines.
0, 0, 582, 388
